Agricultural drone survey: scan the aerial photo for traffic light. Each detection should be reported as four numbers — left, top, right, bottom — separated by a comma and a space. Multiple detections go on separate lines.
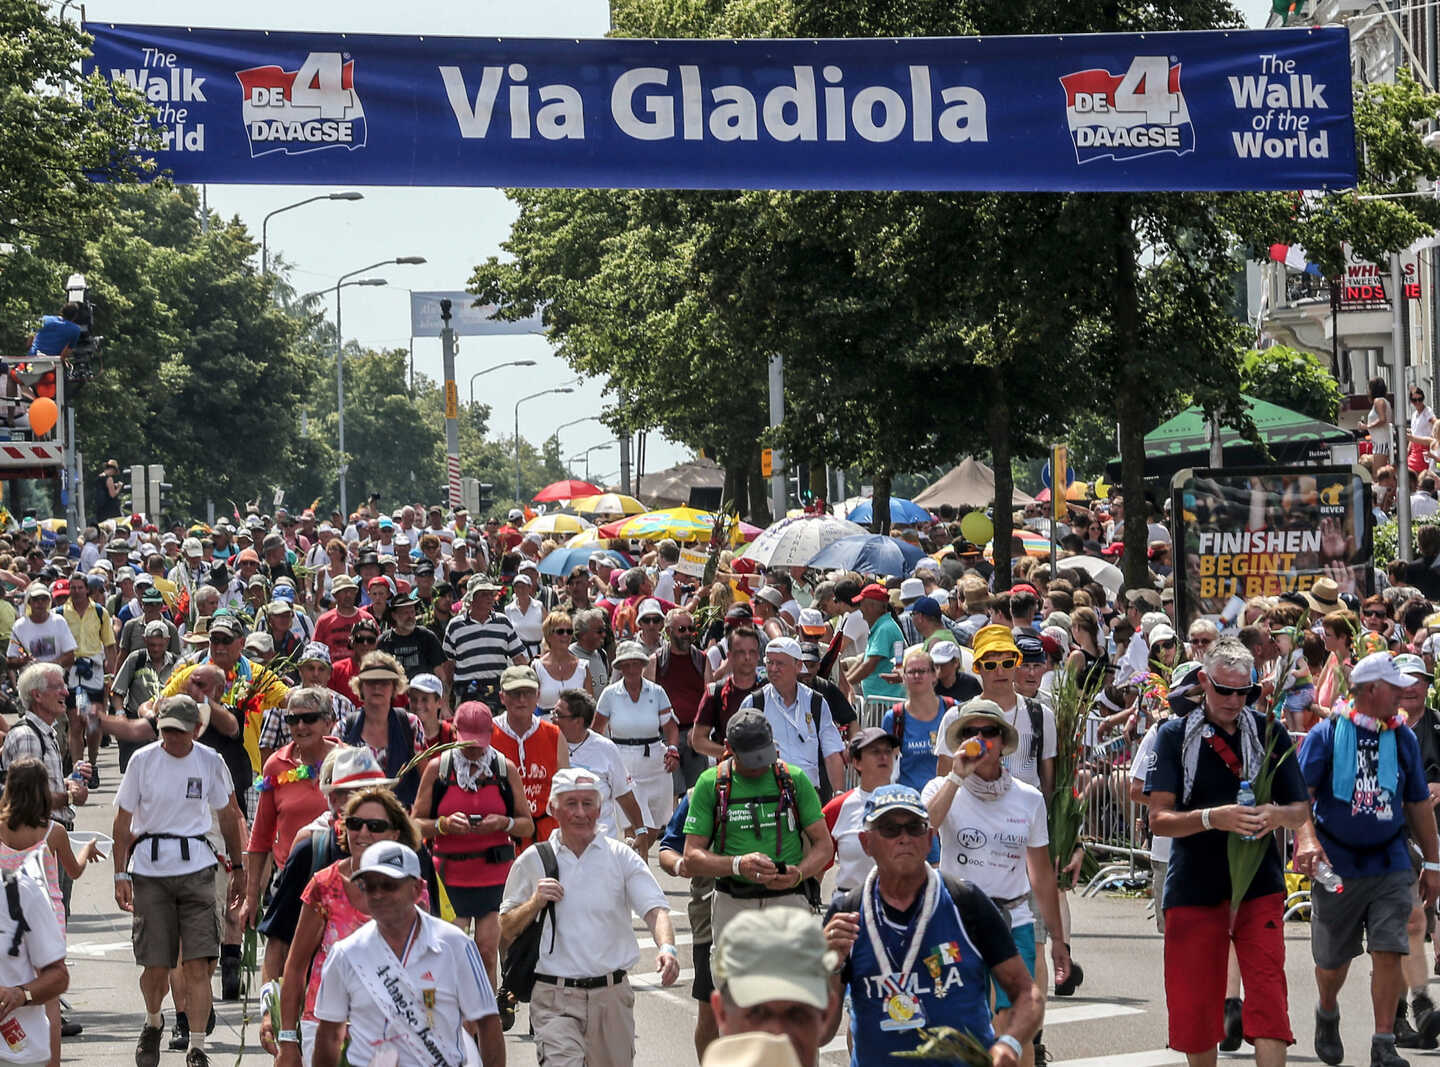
127, 464, 147, 518
146, 463, 171, 524
477, 482, 494, 515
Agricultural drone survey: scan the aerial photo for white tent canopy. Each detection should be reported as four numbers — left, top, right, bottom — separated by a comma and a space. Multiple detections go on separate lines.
913, 457, 1037, 509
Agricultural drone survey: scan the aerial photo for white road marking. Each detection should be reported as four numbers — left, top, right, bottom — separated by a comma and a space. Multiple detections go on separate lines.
1051, 1049, 1184, 1067
66, 939, 132, 958
818, 1000, 1146, 1057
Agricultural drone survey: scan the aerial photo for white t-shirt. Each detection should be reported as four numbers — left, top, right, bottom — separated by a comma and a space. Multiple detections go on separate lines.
115, 740, 234, 877
504, 598, 545, 647
1414, 404, 1437, 443
7, 616, 76, 665
933, 695, 1056, 791
596, 678, 675, 740
1130, 725, 1171, 864
920, 775, 1048, 927
841, 609, 870, 656
314, 909, 497, 1067
653, 567, 677, 604
826, 788, 874, 892
0, 868, 64, 1064
567, 730, 636, 838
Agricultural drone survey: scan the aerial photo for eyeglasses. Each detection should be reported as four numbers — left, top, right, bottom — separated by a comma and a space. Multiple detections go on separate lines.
284, 711, 325, 726
1363, 609, 1389, 619
550, 628, 573, 636
640, 616, 663, 624
959, 724, 1003, 739
871, 819, 931, 839
671, 626, 696, 634
976, 655, 1019, 672
345, 816, 393, 833
1414, 395, 1425, 403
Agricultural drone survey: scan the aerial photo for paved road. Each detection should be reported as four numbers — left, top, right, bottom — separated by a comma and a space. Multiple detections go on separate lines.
55, 742, 1430, 1065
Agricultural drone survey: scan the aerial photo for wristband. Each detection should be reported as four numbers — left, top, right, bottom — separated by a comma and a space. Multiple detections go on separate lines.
946, 771, 965, 787
995, 1035, 1024, 1061
277, 1030, 300, 1045
732, 855, 743, 877
1425, 862, 1440, 873
659, 944, 678, 958
113, 873, 131, 883
437, 820, 448, 837
505, 817, 515, 833
1200, 808, 1213, 831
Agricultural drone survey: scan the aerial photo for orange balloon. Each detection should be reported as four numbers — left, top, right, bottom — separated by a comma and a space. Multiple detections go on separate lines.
28, 397, 56, 436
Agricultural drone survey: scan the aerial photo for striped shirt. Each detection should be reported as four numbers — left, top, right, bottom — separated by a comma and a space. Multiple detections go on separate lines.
2, 713, 72, 825
443, 611, 524, 684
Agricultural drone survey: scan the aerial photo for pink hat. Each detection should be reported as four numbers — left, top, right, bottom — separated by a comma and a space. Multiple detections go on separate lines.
454, 701, 494, 745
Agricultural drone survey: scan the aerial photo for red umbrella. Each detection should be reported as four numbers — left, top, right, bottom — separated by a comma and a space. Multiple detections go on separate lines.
533, 479, 603, 503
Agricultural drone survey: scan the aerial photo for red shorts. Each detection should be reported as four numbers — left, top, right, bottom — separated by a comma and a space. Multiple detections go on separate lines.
1163, 892, 1294, 1053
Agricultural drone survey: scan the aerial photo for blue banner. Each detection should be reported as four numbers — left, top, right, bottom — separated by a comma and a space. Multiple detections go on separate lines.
85, 23, 1356, 192
409, 292, 544, 338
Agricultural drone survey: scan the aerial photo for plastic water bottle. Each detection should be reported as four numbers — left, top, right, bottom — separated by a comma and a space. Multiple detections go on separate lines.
1313, 860, 1345, 894
1236, 779, 1256, 839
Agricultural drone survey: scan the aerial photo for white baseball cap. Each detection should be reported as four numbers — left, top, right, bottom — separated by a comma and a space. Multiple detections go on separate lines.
349, 841, 420, 881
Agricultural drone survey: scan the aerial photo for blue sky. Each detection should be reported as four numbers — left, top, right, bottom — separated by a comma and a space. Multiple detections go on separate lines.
81, 0, 1275, 481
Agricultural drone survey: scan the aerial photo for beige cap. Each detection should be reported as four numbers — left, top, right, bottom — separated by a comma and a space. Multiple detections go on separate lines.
942, 697, 1020, 756
697, 1033, 802, 1067
711, 908, 836, 1012
500, 664, 539, 691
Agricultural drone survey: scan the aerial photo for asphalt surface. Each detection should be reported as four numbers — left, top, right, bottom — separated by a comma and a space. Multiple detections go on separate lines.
54, 742, 1440, 1065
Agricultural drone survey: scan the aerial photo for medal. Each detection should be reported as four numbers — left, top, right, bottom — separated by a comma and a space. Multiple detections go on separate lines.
881, 990, 926, 1031
922, 952, 945, 997
423, 987, 436, 1029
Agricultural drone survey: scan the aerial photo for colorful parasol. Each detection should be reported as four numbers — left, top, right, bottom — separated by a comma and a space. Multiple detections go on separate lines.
571, 493, 648, 517
532, 479, 603, 503
521, 513, 593, 536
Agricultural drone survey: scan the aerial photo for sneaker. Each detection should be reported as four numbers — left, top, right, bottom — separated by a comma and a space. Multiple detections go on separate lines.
1398, 998, 1423, 1049
1372, 1035, 1410, 1067
497, 990, 517, 1033
87, 769, 99, 790
184, 1049, 210, 1067
59, 1014, 82, 1037
1033, 1030, 1050, 1065
220, 956, 242, 1001
1315, 1007, 1344, 1066
168, 1012, 189, 1052
205, 1006, 215, 1035
1220, 997, 1244, 1052
1417, 993, 1440, 1050
135, 1018, 163, 1067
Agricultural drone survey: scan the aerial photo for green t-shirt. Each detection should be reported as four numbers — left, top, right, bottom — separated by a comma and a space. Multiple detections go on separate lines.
684, 761, 823, 882
862, 613, 906, 699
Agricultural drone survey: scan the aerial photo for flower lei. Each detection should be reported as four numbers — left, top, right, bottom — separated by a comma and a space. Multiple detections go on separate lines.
1333, 697, 1407, 733
253, 762, 321, 793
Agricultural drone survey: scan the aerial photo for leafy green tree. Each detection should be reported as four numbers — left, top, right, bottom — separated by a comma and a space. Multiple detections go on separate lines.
1239, 345, 1343, 423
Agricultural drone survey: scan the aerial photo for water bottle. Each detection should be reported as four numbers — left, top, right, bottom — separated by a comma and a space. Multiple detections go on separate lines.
1236, 779, 1256, 839
1313, 860, 1345, 894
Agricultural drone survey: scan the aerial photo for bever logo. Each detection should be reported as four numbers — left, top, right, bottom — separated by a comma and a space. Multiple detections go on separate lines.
1318, 483, 1345, 512
1060, 56, 1195, 165
236, 52, 367, 158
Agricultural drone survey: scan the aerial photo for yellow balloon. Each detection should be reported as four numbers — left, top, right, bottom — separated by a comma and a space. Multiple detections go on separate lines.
960, 511, 993, 545
28, 397, 56, 436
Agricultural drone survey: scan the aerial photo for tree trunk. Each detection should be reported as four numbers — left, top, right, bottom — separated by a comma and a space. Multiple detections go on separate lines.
808, 462, 828, 507
872, 470, 893, 535
988, 366, 1014, 592
1111, 198, 1150, 591
749, 443, 772, 526
723, 457, 749, 519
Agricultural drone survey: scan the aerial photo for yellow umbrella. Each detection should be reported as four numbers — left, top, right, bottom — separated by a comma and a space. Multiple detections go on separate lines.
522, 513, 593, 536
572, 493, 647, 517
600, 507, 737, 544
566, 527, 604, 547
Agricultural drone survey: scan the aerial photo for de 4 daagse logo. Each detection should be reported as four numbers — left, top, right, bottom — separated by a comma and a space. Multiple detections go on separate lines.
236, 52, 367, 157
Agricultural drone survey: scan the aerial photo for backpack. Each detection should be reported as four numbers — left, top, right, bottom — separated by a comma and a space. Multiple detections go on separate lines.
309, 824, 341, 872
1022, 697, 1044, 763
429, 748, 516, 821
498, 843, 558, 1004
0, 718, 48, 790
710, 757, 801, 855
740, 688, 831, 801
889, 696, 958, 747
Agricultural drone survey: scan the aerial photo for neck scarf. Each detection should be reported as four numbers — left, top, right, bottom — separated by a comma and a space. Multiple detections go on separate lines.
1181, 706, 1262, 804
962, 767, 1013, 802
1331, 699, 1403, 802
452, 749, 491, 792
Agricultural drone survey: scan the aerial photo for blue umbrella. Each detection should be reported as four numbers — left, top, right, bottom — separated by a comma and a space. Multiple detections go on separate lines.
845, 497, 933, 525
537, 546, 630, 577
805, 534, 928, 578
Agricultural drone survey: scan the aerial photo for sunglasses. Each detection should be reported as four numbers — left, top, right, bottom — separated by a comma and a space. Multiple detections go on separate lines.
976, 655, 1019, 672
351, 635, 378, 646
872, 819, 931, 839
284, 711, 325, 726
1414, 395, 1426, 403
960, 724, 1003, 739
345, 816, 393, 833
550, 628, 574, 636
1363, 609, 1388, 619
1152, 640, 1176, 652
1208, 680, 1256, 697
207, 633, 237, 645
356, 878, 405, 894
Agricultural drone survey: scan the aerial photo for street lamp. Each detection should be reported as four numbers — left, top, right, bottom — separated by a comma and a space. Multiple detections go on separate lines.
551, 415, 601, 441
261, 192, 363, 274
568, 441, 613, 482
469, 360, 538, 408
514, 387, 574, 502
334, 256, 426, 516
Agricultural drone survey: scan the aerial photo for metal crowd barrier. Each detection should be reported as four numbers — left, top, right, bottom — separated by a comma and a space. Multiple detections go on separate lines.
1077, 729, 1151, 896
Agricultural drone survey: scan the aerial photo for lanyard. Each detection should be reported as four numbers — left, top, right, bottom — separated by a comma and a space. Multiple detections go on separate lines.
863, 866, 939, 986
771, 686, 810, 743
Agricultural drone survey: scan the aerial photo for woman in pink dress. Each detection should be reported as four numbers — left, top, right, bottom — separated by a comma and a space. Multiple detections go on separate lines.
275, 787, 428, 1067
0, 758, 103, 1067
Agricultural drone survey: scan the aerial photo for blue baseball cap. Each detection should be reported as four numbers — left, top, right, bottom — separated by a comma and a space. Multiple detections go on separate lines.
863, 784, 927, 826
272, 585, 296, 603
911, 595, 942, 619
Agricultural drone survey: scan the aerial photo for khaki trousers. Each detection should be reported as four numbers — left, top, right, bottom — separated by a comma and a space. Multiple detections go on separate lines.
531, 977, 635, 1067
710, 885, 811, 948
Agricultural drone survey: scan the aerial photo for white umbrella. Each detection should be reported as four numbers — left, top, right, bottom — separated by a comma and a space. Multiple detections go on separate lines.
1056, 554, 1124, 598
740, 514, 868, 569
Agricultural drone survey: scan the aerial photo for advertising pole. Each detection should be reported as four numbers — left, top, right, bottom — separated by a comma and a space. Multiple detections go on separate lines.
1392, 253, 1413, 561
769, 354, 786, 522
441, 299, 461, 510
